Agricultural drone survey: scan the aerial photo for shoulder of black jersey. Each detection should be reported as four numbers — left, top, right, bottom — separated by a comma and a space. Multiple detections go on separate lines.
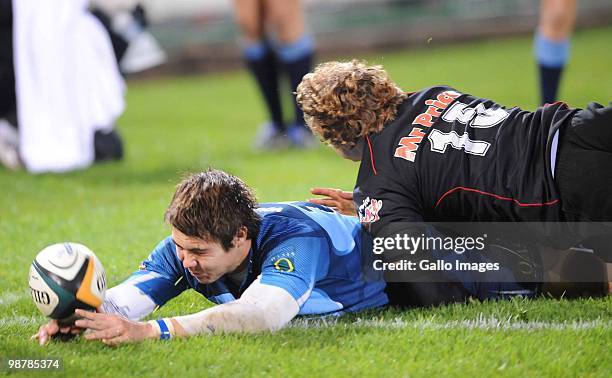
405, 85, 461, 103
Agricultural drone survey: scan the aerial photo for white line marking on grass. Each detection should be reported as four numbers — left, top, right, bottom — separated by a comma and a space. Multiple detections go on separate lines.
1, 315, 610, 331
0, 291, 27, 306
290, 316, 612, 331
0, 315, 45, 328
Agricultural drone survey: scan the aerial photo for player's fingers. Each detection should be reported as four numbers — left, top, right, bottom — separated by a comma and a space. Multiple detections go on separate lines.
37, 328, 49, 345
33, 320, 58, 344
59, 326, 71, 334
310, 187, 341, 197
102, 338, 120, 347
308, 198, 339, 207
310, 187, 331, 195
44, 320, 59, 334
308, 198, 327, 205
32, 325, 43, 340
31, 330, 43, 341
75, 309, 97, 320
308, 197, 334, 204
102, 334, 128, 347
74, 318, 95, 329
84, 327, 121, 341
338, 191, 353, 200
79, 317, 115, 332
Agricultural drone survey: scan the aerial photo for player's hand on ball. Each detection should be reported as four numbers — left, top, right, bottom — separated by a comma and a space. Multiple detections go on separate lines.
31, 319, 84, 346
74, 309, 155, 346
309, 187, 356, 216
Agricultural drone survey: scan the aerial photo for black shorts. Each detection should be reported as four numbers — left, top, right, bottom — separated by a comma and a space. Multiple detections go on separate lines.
556, 102, 612, 222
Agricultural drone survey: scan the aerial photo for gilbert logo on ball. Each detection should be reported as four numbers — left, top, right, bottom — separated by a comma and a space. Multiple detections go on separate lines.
28, 242, 106, 320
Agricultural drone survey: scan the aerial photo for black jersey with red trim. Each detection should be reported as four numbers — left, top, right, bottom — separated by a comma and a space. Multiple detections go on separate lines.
354, 86, 578, 237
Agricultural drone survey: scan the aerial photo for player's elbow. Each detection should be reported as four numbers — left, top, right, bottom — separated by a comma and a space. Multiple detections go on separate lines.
180, 280, 300, 334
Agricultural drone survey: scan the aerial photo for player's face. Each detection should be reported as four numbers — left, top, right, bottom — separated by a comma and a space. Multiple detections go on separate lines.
172, 227, 250, 284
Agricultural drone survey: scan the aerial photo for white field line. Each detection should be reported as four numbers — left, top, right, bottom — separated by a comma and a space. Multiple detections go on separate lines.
0, 315, 45, 328
0, 291, 28, 307
1, 314, 610, 331
289, 316, 612, 331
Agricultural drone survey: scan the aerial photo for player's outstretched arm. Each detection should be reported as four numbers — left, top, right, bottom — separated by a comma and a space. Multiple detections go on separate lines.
72, 279, 299, 345
32, 274, 181, 346
169, 279, 299, 336
309, 187, 356, 216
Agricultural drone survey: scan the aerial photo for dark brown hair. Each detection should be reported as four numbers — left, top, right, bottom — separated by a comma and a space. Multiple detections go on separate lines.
165, 169, 261, 250
296, 60, 407, 148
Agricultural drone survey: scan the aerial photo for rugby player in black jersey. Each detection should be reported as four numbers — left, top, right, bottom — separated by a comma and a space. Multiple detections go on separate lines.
296, 60, 611, 304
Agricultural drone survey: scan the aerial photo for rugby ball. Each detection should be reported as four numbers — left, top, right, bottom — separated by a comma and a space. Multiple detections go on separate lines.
28, 242, 106, 320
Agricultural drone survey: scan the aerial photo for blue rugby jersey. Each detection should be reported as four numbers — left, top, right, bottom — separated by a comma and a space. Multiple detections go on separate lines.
123, 202, 388, 316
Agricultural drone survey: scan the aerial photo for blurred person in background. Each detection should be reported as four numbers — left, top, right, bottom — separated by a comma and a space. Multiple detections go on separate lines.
233, 0, 316, 150
90, 0, 167, 75
534, 0, 576, 105
0, 0, 18, 169
0, 0, 125, 172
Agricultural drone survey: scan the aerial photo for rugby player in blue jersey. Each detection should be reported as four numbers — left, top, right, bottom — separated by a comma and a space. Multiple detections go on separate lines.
34, 169, 388, 345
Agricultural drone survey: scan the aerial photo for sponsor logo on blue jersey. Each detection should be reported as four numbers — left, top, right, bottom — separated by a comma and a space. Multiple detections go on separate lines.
273, 257, 295, 272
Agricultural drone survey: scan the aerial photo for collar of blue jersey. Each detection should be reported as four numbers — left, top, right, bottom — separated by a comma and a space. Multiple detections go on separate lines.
237, 238, 264, 296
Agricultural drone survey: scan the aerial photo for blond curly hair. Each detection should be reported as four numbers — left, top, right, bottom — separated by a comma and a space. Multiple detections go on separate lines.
296, 60, 407, 148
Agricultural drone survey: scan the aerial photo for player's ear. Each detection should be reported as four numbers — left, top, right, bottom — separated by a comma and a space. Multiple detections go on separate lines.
233, 226, 249, 245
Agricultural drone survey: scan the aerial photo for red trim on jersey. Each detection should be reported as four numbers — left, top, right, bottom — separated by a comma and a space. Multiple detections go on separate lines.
366, 135, 377, 176
434, 186, 560, 208
544, 101, 569, 108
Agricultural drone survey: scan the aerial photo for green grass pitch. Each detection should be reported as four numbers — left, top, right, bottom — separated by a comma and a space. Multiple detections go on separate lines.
1, 26, 611, 377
